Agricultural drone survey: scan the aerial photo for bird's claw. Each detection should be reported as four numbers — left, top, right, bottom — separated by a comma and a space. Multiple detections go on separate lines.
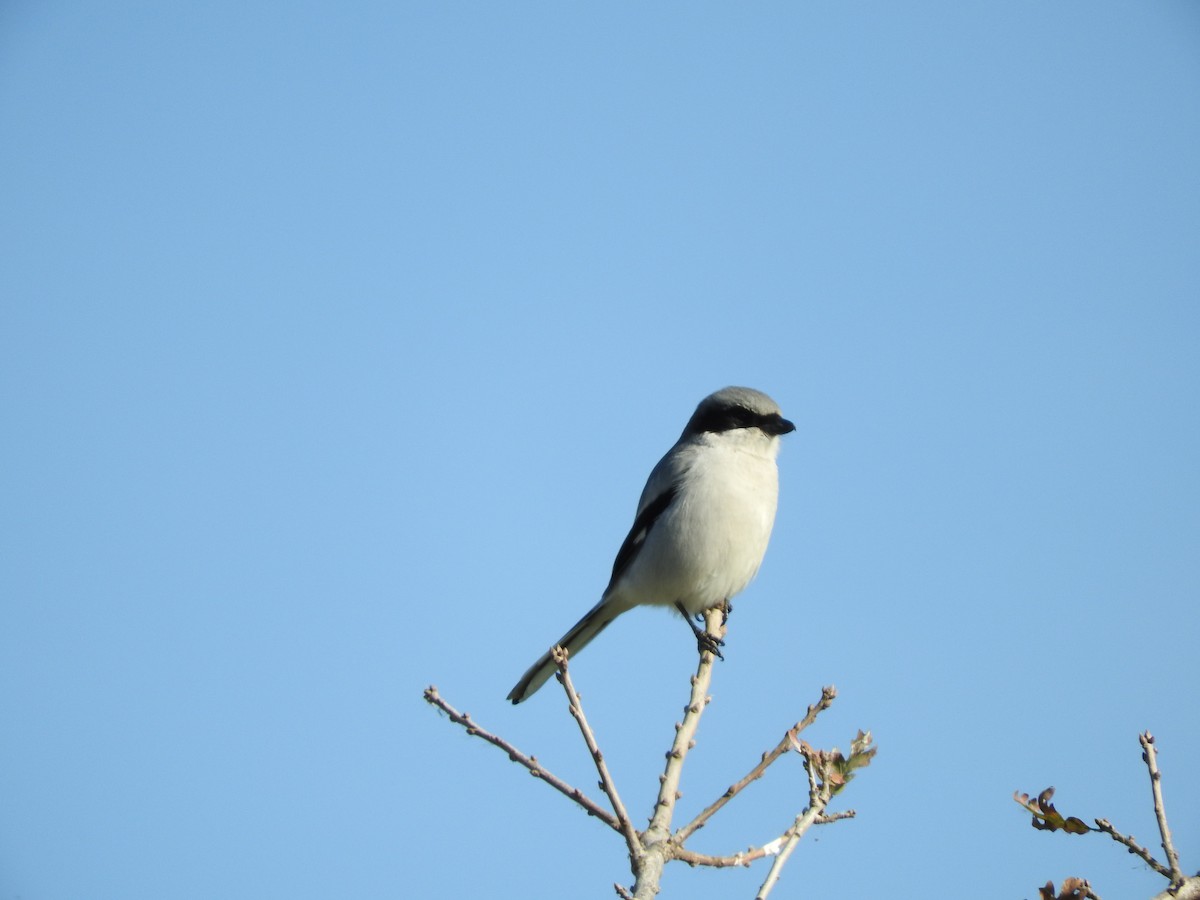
677, 600, 726, 661
697, 630, 725, 660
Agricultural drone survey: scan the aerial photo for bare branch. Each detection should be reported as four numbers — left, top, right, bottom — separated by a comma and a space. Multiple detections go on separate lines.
632, 607, 727, 900
753, 792, 830, 897
816, 809, 857, 823
675, 684, 837, 844
422, 685, 620, 831
1150, 876, 1200, 900
1140, 732, 1184, 883
1093, 818, 1171, 878
754, 737, 837, 899
553, 646, 643, 859
644, 606, 725, 845
675, 845, 762, 868
674, 805, 857, 871
428, 607, 869, 900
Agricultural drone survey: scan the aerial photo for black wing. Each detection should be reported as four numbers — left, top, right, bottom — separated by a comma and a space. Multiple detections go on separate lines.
604, 483, 677, 593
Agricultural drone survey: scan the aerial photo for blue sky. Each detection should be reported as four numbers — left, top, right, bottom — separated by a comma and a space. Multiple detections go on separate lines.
2, 3, 1198, 898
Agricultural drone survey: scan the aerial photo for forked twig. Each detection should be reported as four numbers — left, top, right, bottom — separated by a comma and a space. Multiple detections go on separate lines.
755, 738, 834, 900
1090, 733, 1187, 885
675, 685, 838, 844
672, 808, 856, 870
1093, 818, 1172, 879
427, 606, 870, 899
422, 686, 620, 831
553, 646, 643, 858
1140, 732, 1184, 883
1020, 732, 1197, 898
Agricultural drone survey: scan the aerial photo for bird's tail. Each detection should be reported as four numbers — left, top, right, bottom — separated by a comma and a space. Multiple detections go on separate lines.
507, 600, 618, 704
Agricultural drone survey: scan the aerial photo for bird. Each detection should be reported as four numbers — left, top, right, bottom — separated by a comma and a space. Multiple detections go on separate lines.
507, 386, 794, 704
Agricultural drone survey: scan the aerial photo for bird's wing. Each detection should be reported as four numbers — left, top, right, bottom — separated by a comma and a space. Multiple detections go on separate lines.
603, 443, 691, 592
605, 482, 676, 591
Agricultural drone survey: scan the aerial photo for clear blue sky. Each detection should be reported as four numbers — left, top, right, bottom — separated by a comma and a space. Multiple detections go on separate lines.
2, 4, 1198, 898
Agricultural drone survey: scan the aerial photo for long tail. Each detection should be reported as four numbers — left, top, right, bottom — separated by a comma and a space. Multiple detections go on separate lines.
507, 599, 619, 704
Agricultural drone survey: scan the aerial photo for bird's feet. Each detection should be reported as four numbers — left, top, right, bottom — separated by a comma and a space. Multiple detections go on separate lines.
675, 601, 725, 660
696, 628, 725, 660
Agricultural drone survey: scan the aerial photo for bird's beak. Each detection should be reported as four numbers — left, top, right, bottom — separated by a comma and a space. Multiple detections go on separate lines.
770, 415, 796, 436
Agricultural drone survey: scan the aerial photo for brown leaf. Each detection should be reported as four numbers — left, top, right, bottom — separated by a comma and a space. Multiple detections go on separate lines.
1036, 877, 1095, 900
1013, 787, 1092, 835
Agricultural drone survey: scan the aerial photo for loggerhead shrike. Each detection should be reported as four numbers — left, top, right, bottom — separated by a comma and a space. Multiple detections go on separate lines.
507, 386, 795, 704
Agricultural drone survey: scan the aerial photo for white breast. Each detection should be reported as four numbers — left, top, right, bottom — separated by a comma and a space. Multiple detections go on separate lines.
618, 429, 781, 616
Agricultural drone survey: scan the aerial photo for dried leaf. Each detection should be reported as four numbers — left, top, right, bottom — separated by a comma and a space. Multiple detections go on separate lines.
1060, 877, 1091, 895
1013, 787, 1091, 835
1036, 877, 1094, 900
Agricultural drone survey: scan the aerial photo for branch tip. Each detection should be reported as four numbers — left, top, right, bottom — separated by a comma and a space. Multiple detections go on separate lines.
423, 685, 621, 832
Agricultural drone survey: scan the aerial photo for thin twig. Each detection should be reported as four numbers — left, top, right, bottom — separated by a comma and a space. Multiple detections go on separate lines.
553, 646, 643, 858
674, 846, 763, 868
644, 606, 726, 845
675, 684, 837, 843
673, 809, 856, 869
754, 741, 835, 899
613, 883, 634, 900
632, 607, 727, 900
422, 685, 620, 831
755, 786, 832, 899
1094, 818, 1172, 879
1140, 732, 1184, 882
816, 810, 857, 823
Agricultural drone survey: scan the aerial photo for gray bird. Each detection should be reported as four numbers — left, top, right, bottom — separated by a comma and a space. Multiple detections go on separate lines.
508, 387, 794, 703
